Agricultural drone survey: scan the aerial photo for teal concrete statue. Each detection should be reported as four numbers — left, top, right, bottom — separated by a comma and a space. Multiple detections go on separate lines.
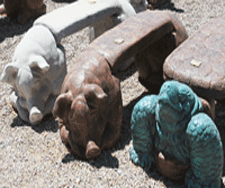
130, 80, 223, 187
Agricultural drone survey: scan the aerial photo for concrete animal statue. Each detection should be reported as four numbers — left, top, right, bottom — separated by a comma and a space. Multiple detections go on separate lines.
0, 0, 46, 24
53, 50, 123, 160
0, 25, 67, 124
130, 81, 223, 187
52, 10, 187, 159
0, 0, 146, 124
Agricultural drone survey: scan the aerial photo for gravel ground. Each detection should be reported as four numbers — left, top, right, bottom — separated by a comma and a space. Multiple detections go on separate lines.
0, 0, 225, 187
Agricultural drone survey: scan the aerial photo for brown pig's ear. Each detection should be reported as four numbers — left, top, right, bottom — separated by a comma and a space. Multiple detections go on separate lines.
53, 91, 73, 119
83, 84, 107, 111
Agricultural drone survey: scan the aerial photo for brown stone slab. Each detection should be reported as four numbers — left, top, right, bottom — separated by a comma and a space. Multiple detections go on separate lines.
163, 16, 225, 100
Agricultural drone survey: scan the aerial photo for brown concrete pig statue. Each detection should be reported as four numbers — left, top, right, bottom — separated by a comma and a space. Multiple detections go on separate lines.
53, 50, 123, 159
53, 10, 187, 160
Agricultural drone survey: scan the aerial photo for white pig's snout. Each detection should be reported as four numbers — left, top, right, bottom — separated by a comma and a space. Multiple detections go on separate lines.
29, 106, 43, 124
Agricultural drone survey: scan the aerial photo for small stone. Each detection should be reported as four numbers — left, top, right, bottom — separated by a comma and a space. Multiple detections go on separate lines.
76, 178, 81, 184
117, 169, 122, 175
190, 59, 202, 67
114, 38, 125, 45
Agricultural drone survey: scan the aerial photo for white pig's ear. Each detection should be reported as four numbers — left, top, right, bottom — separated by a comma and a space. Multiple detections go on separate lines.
29, 56, 50, 72
0, 63, 18, 84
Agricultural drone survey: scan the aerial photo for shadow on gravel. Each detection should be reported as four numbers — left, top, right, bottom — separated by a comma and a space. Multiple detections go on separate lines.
114, 63, 137, 82
115, 91, 151, 151
10, 114, 58, 133
62, 150, 119, 169
0, 16, 33, 43
156, 2, 185, 13
89, 150, 119, 169
52, 0, 77, 3
144, 168, 185, 187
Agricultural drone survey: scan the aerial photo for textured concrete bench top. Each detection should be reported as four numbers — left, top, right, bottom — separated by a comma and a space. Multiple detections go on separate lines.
163, 16, 225, 100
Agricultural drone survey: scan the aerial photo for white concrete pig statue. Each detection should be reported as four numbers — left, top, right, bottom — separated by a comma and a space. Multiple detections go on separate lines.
0, 25, 66, 124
